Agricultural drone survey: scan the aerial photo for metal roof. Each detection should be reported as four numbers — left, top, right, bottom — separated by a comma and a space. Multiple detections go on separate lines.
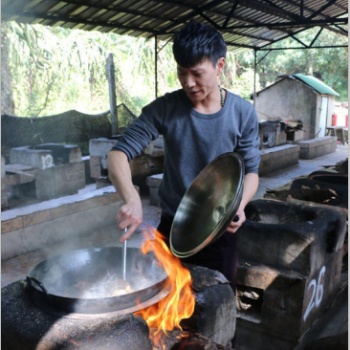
294, 73, 340, 96
255, 73, 340, 96
1, 0, 348, 51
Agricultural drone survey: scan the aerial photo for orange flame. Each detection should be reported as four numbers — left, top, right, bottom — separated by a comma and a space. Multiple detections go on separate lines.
134, 229, 195, 343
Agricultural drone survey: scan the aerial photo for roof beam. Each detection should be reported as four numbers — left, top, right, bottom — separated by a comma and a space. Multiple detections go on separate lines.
227, 17, 348, 29
257, 44, 348, 51
239, 0, 302, 21
2, 0, 348, 53
222, 0, 240, 28
307, 0, 338, 20
1, 9, 159, 35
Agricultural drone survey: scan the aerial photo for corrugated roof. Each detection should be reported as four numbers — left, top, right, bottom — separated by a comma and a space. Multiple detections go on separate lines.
1, 0, 348, 51
294, 73, 340, 96
255, 73, 340, 97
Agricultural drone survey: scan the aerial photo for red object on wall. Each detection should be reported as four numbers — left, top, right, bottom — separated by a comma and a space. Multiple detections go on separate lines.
332, 113, 338, 126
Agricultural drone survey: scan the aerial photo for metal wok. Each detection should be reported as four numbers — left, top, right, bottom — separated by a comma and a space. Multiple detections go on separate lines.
170, 152, 244, 258
27, 247, 168, 314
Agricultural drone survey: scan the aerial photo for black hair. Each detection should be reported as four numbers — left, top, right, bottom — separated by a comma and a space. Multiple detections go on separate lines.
172, 21, 227, 68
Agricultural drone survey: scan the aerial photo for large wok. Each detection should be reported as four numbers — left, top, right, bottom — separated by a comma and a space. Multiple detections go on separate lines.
27, 247, 168, 314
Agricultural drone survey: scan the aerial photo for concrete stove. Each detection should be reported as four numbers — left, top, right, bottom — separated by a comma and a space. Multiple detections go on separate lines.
2, 265, 236, 350
89, 137, 164, 190
4, 143, 85, 203
236, 199, 347, 349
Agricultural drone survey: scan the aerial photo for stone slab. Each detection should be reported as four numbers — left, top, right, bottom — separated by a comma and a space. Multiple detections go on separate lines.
89, 138, 119, 157
10, 146, 54, 170
146, 173, 163, 206
35, 162, 86, 200
1, 187, 124, 260
259, 144, 300, 175
298, 136, 337, 159
33, 143, 82, 163
1, 157, 6, 178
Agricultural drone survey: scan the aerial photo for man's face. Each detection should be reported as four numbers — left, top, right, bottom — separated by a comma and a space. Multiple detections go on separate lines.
177, 58, 225, 104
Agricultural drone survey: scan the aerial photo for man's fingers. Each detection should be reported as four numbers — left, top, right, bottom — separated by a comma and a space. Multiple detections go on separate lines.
119, 224, 138, 242
116, 205, 131, 221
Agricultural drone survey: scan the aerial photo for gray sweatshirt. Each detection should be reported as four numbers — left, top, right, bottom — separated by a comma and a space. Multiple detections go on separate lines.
111, 89, 260, 216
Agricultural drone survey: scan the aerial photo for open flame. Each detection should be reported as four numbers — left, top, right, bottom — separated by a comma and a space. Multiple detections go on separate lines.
134, 229, 195, 344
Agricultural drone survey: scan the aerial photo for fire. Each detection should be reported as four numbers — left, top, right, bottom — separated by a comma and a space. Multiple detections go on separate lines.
134, 229, 195, 343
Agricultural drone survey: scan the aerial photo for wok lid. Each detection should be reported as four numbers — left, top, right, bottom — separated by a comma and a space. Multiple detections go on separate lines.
170, 152, 244, 258
27, 247, 168, 314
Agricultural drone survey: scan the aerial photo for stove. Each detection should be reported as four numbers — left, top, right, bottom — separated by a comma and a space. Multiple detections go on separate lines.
2, 265, 236, 350
6, 143, 85, 202
236, 199, 347, 349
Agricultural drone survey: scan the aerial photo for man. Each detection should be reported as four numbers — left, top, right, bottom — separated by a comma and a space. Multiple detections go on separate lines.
107, 21, 260, 291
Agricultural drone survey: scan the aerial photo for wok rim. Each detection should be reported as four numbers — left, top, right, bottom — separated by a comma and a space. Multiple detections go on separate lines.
26, 246, 169, 314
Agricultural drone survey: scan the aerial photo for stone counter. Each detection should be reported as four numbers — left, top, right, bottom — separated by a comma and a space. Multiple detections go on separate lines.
1, 186, 124, 260
298, 136, 337, 159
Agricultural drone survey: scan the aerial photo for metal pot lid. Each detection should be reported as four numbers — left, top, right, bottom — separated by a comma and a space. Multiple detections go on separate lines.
170, 152, 244, 258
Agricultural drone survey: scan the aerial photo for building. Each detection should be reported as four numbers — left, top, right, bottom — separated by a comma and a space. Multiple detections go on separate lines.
253, 74, 339, 140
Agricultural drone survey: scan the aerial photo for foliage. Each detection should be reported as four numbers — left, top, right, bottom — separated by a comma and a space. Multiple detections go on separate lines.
253, 27, 348, 100
1, 22, 170, 117
1, 22, 348, 118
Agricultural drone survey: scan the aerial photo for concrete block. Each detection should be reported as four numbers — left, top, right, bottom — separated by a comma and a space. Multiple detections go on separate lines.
146, 173, 163, 206
10, 146, 54, 170
1, 216, 24, 234
3, 165, 37, 186
298, 136, 337, 159
1, 157, 5, 178
89, 138, 119, 157
89, 138, 164, 189
1, 190, 124, 260
238, 199, 346, 274
287, 130, 304, 142
90, 156, 104, 178
259, 144, 300, 175
23, 209, 52, 228
64, 144, 82, 163
35, 162, 85, 200
1, 157, 8, 209
33, 143, 82, 164
1, 185, 8, 209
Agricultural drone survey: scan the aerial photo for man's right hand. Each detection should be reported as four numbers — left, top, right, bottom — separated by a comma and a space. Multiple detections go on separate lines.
116, 197, 143, 242
107, 150, 144, 243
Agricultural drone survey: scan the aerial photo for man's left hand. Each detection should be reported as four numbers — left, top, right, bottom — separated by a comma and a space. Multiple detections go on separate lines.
226, 206, 246, 234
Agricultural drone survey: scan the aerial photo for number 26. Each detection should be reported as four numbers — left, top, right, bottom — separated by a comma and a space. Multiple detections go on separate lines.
303, 266, 326, 322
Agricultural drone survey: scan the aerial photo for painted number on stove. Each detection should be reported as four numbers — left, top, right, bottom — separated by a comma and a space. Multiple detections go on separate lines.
303, 266, 326, 322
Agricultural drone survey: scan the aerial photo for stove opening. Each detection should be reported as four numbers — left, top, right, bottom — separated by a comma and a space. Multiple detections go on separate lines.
236, 285, 264, 323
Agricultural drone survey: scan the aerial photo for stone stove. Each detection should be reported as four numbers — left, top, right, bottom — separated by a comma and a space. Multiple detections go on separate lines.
3, 143, 85, 205
2, 265, 236, 350
89, 137, 164, 190
236, 199, 347, 349
265, 167, 348, 210
259, 121, 287, 148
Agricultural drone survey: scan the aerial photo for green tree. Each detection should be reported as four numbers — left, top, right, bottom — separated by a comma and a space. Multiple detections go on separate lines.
253, 27, 348, 100
1, 23, 347, 117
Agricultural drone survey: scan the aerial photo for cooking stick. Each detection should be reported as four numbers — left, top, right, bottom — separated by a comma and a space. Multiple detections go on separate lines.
122, 229, 127, 280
